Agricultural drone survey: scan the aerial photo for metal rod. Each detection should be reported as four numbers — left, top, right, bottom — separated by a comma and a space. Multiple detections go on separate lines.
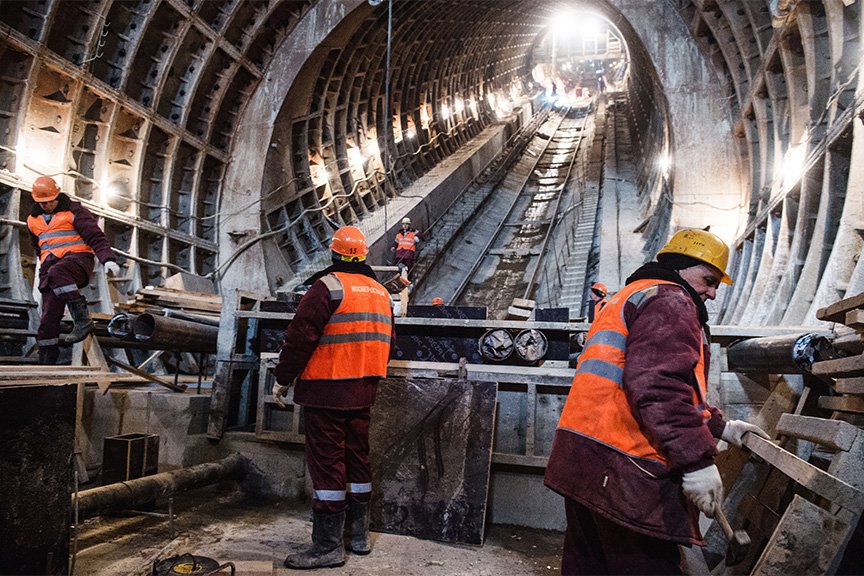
74, 454, 247, 520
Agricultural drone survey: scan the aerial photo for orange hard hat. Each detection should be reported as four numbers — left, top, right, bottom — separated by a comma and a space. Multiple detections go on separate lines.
329, 226, 368, 259
32, 176, 61, 202
591, 282, 607, 297
431, 297, 444, 306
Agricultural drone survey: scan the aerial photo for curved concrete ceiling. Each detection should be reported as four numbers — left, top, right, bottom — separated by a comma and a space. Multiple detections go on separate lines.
0, 0, 861, 325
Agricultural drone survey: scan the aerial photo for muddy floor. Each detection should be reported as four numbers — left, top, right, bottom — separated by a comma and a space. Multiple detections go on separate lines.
74, 487, 564, 575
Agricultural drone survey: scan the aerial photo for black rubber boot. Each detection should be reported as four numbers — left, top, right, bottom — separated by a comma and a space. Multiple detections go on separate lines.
347, 502, 371, 555
38, 346, 60, 365
284, 510, 346, 570
63, 297, 94, 345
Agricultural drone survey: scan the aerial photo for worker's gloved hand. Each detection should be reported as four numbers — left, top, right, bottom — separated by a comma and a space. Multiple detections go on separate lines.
272, 381, 291, 408
104, 261, 121, 276
722, 420, 770, 448
682, 464, 723, 518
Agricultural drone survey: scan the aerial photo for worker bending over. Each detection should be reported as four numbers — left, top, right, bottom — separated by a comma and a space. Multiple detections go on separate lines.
545, 229, 769, 575
273, 225, 394, 570
27, 176, 119, 364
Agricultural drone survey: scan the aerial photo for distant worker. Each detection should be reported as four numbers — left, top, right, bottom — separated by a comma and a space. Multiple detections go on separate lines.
27, 176, 120, 364
393, 217, 420, 278
588, 282, 608, 322
596, 75, 606, 94
545, 229, 770, 575
273, 225, 394, 570
431, 297, 444, 306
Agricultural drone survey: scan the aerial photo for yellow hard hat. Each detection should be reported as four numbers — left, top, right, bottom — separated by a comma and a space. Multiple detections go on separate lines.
657, 228, 733, 285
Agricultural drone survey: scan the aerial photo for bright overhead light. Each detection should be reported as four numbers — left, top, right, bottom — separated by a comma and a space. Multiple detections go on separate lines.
347, 147, 363, 168
405, 129, 416, 140
453, 98, 464, 114
440, 104, 450, 120
781, 144, 807, 188
366, 140, 380, 156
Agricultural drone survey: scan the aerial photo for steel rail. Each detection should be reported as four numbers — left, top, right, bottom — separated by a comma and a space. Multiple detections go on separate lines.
449, 110, 572, 304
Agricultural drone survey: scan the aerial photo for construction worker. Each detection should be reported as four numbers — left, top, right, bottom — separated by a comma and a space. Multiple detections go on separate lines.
431, 297, 444, 306
545, 229, 770, 575
392, 217, 419, 278
273, 225, 393, 570
27, 176, 120, 364
588, 282, 608, 321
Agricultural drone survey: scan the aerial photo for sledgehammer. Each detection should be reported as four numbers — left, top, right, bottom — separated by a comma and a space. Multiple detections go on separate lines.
714, 504, 751, 566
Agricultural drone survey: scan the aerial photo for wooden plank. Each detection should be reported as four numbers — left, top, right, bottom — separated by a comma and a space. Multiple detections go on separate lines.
832, 377, 864, 395
845, 309, 864, 331
775, 414, 859, 451
751, 494, 856, 576
818, 395, 864, 414
742, 434, 864, 512
817, 292, 864, 323
105, 357, 188, 393
811, 354, 864, 377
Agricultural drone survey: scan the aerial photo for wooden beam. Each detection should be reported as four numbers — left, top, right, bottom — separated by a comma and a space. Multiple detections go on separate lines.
105, 357, 188, 393
811, 354, 864, 377
775, 414, 860, 451
742, 434, 864, 513
832, 377, 864, 395
845, 309, 864, 331
817, 292, 864, 323
818, 395, 864, 414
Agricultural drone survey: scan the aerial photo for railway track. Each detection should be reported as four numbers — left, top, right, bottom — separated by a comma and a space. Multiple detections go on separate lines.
445, 111, 588, 315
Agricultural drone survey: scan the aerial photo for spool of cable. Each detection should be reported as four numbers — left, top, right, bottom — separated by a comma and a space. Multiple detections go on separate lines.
514, 329, 548, 363
479, 329, 514, 362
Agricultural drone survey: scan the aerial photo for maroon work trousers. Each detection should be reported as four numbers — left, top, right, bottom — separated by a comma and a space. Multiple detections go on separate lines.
303, 407, 372, 513
562, 498, 682, 575
37, 254, 93, 346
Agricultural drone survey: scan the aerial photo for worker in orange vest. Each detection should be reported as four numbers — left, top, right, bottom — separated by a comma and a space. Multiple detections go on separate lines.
588, 282, 608, 321
273, 225, 394, 570
26, 176, 120, 364
392, 217, 420, 278
545, 229, 769, 575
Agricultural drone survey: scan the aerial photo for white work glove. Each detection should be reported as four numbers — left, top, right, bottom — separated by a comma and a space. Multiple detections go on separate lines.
722, 420, 770, 448
104, 261, 121, 276
272, 381, 291, 408
682, 464, 723, 518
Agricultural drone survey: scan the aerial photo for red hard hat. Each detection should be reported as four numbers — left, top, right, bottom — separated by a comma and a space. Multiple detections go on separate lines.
32, 176, 61, 202
329, 226, 368, 258
591, 282, 607, 297
431, 297, 444, 306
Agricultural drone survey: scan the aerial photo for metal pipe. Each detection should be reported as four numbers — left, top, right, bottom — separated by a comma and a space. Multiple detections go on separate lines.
163, 308, 220, 327
132, 313, 218, 353
75, 454, 246, 520
726, 333, 836, 374
107, 313, 137, 339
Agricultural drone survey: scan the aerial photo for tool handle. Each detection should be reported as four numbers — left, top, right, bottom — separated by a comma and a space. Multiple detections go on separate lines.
715, 504, 735, 539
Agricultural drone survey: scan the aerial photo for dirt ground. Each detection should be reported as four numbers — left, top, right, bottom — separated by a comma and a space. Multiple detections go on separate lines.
74, 487, 564, 575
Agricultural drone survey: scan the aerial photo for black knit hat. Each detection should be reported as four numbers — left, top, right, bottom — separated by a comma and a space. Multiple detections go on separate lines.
657, 252, 706, 272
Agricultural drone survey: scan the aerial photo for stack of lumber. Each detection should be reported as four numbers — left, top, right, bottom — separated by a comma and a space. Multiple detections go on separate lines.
117, 286, 222, 319
814, 292, 864, 420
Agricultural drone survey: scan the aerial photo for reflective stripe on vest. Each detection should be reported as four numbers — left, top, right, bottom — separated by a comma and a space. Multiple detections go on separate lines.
557, 278, 708, 465
300, 272, 393, 381
396, 230, 417, 252
27, 211, 95, 262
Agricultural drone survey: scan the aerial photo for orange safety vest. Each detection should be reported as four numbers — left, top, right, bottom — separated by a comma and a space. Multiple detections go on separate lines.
396, 230, 417, 252
300, 272, 393, 381
27, 211, 95, 263
557, 278, 709, 465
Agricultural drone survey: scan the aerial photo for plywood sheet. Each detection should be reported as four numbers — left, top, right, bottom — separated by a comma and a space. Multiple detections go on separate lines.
369, 377, 497, 545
